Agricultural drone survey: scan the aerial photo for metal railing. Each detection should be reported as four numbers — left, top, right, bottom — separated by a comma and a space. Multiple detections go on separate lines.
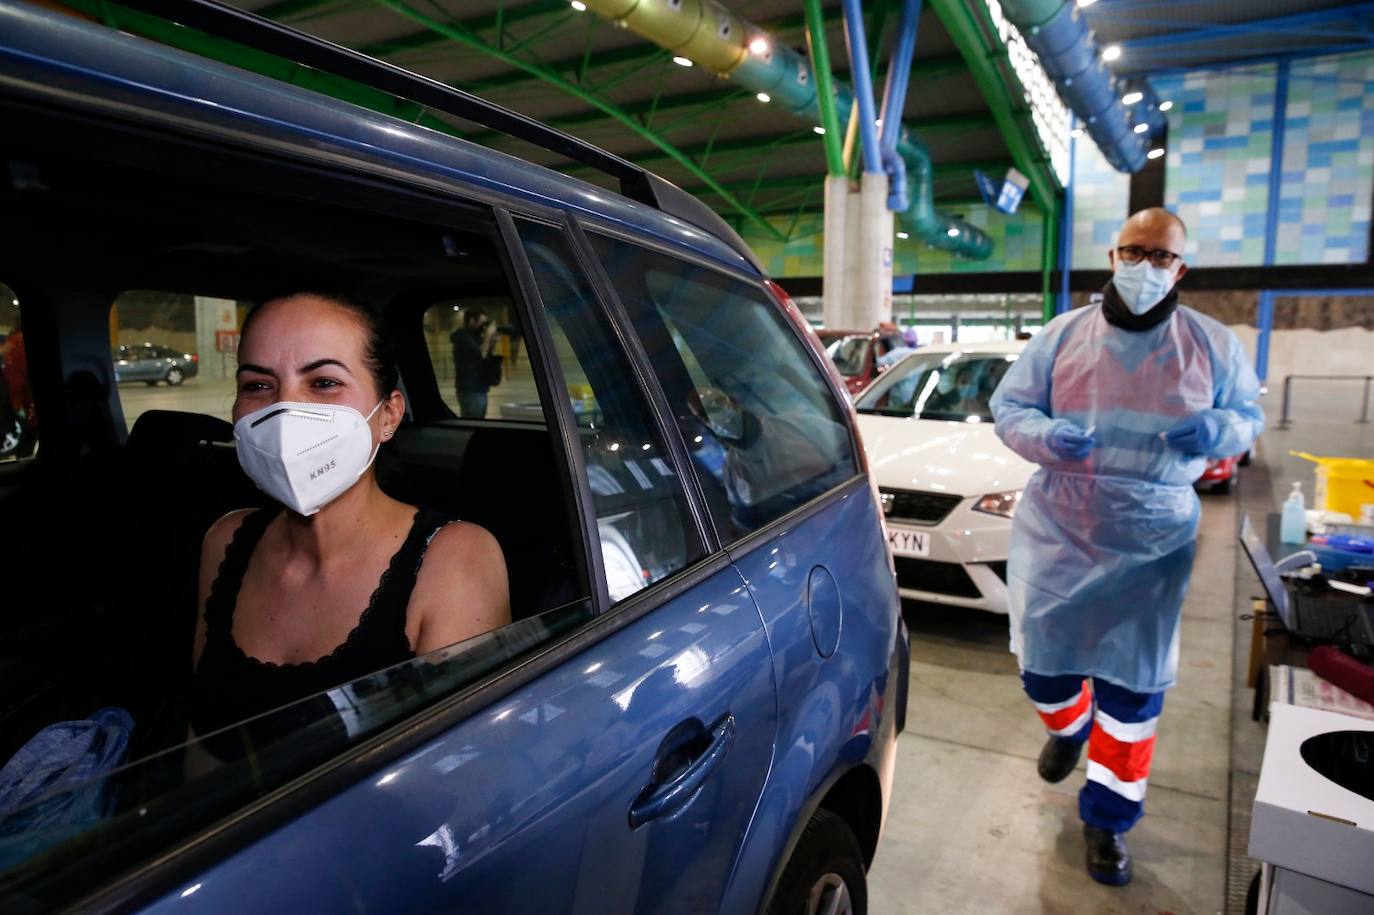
1275, 374, 1373, 429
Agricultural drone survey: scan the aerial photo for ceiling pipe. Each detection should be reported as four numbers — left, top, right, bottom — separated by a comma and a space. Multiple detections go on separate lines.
995, 0, 1158, 172
878, 0, 922, 213
838, 0, 883, 176
577, 0, 993, 259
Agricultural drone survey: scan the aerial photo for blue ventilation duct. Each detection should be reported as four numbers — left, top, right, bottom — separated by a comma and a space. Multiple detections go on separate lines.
998, 0, 1158, 173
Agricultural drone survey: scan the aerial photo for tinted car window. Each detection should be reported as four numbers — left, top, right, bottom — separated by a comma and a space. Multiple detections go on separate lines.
589, 235, 857, 542
421, 297, 540, 422
518, 222, 703, 602
111, 291, 227, 430
0, 283, 36, 461
856, 351, 1016, 423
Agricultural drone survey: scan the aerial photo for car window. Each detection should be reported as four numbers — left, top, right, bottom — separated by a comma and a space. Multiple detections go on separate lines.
827, 335, 869, 377
589, 234, 858, 542
111, 291, 241, 432
0, 283, 37, 461
856, 351, 1017, 423
421, 297, 540, 422
0, 136, 609, 903
516, 221, 704, 602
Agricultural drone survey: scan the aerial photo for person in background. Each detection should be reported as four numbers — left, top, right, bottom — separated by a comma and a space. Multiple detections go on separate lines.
877, 326, 920, 369
990, 208, 1263, 886
450, 306, 498, 418
0, 317, 37, 459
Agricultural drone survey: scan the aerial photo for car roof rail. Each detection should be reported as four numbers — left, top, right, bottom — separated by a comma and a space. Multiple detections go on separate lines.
109, 0, 763, 272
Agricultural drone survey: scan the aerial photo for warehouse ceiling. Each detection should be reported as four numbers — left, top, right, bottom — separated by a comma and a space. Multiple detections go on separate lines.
162, 1, 1374, 237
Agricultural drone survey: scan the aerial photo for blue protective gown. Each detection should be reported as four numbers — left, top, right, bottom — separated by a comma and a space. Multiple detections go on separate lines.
990, 304, 1264, 692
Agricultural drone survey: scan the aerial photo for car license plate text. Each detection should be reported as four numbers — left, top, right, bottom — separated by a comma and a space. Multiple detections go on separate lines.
887, 529, 930, 557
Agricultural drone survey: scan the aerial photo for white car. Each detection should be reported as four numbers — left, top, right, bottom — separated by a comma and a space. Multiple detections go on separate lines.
855, 342, 1033, 614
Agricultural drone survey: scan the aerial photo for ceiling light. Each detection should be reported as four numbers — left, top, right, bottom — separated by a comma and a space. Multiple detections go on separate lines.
1121, 91, 1143, 106
1133, 122, 1148, 134
813, 125, 826, 135
672, 55, 693, 67
1077, 0, 1098, 7
1070, 127, 1084, 138
896, 231, 910, 239
947, 227, 960, 238
1159, 100, 1174, 112
748, 36, 770, 56
1102, 45, 1122, 62
570, 0, 587, 10
756, 92, 771, 103
1147, 147, 1165, 159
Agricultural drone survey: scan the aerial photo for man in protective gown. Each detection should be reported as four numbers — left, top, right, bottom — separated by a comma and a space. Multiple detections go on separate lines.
990, 208, 1263, 886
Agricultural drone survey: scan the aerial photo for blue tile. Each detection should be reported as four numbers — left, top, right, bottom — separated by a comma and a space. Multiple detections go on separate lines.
1179, 189, 1221, 203
1204, 136, 1250, 150
1337, 97, 1363, 111
1301, 224, 1325, 236
1183, 100, 1206, 113
1330, 194, 1356, 207
1285, 116, 1311, 130
1221, 240, 1243, 253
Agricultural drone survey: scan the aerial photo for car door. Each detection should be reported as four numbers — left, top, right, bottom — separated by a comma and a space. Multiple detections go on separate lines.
128, 216, 779, 915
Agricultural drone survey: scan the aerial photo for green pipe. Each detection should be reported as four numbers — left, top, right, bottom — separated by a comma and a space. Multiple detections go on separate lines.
803, 0, 844, 176
929, 0, 1058, 212
1041, 194, 1060, 322
374, 0, 784, 241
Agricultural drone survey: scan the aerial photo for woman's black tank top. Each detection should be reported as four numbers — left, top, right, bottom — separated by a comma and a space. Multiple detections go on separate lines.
190, 506, 452, 741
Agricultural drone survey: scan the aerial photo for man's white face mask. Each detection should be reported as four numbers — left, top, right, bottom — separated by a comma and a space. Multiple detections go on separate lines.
1112, 258, 1176, 316
234, 400, 383, 516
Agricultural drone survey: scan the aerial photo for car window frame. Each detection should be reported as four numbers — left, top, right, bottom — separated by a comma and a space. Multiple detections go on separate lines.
575, 221, 868, 555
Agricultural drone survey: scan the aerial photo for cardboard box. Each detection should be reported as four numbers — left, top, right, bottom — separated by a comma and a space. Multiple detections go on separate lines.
1264, 864, 1374, 915
1250, 704, 1374, 895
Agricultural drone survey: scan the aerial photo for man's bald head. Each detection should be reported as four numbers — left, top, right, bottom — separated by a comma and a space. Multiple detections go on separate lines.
1111, 207, 1189, 282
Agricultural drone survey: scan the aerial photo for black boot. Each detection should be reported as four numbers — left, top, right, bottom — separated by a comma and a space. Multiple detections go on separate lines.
1083, 824, 1132, 886
1037, 735, 1083, 783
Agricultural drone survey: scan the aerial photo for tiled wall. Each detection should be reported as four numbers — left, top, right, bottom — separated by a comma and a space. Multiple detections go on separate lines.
1153, 64, 1277, 267
1274, 53, 1374, 264
1150, 49, 1372, 267
1069, 135, 1132, 270
741, 202, 1045, 278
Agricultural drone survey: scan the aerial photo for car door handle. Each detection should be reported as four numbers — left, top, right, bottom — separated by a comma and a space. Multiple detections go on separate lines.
628, 714, 736, 828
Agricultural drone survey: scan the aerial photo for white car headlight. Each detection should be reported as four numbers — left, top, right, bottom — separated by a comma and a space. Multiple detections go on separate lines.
973, 489, 1021, 519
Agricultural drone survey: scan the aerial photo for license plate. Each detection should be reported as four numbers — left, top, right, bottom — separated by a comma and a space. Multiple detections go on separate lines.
887, 528, 930, 557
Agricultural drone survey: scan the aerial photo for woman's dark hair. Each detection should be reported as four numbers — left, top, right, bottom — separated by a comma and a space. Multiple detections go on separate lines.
241, 291, 400, 396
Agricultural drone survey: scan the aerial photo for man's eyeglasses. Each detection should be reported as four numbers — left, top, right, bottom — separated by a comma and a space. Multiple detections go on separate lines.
1116, 245, 1182, 269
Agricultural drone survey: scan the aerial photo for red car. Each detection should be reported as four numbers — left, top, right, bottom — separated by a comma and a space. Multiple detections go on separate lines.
1197, 451, 1251, 494
818, 328, 905, 396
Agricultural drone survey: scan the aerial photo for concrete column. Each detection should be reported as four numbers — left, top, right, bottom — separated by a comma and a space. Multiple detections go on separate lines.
950, 313, 961, 343
854, 171, 894, 331
822, 175, 850, 330
194, 296, 239, 382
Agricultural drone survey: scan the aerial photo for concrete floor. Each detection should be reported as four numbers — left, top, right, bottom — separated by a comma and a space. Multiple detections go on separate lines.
869, 492, 1237, 915
869, 384, 1374, 915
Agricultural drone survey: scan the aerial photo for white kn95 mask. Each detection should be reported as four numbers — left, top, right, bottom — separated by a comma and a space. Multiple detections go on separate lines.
234, 400, 383, 516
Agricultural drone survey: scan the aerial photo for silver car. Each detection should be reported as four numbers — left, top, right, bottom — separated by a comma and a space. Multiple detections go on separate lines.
113, 343, 199, 386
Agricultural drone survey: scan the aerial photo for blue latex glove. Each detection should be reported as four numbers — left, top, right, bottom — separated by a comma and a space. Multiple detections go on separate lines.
1164, 412, 1224, 455
1047, 422, 1095, 461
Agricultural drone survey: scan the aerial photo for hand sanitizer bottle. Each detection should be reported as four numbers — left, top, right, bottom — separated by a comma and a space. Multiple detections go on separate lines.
1280, 482, 1307, 544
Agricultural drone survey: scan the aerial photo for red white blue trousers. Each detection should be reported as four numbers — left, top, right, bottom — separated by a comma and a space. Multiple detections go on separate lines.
1021, 671, 1165, 833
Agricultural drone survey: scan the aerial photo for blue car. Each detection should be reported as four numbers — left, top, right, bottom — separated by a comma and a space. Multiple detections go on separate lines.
0, 3, 906, 912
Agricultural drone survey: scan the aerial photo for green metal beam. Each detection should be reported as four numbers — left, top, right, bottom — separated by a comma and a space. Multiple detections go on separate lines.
374, 0, 784, 240
66, 0, 463, 138
354, 1, 569, 57
681, 161, 1012, 201
548, 112, 997, 176
363, 6, 841, 74
929, 0, 1058, 212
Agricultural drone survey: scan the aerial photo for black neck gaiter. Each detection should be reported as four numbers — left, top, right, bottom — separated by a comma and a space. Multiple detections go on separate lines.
1101, 277, 1180, 331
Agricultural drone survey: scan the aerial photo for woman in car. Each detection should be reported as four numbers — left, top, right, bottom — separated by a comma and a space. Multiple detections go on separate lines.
189, 292, 510, 743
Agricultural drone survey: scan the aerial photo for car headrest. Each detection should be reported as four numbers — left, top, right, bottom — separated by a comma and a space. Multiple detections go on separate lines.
128, 410, 234, 452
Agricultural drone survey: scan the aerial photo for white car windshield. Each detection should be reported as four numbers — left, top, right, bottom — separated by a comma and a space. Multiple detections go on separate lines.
855, 352, 1016, 422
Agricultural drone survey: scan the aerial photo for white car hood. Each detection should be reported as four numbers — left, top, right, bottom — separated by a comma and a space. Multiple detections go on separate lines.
856, 413, 1036, 498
